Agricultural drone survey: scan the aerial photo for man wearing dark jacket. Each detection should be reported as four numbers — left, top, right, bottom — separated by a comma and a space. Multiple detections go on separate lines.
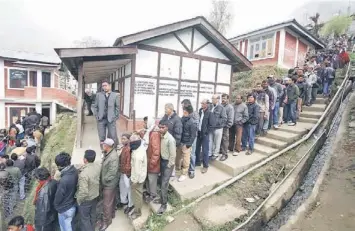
34, 167, 58, 231
268, 76, 283, 129
231, 95, 249, 155
176, 105, 197, 182
242, 94, 260, 155
220, 94, 234, 161
54, 152, 78, 231
160, 103, 182, 146
195, 99, 216, 174
11, 153, 26, 200
0, 162, 14, 218
285, 78, 299, 126
209, 95, 227, 160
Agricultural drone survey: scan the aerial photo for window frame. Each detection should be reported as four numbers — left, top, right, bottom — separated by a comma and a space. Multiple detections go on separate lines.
7, 68, 29, 90
42, 71, 52, 88
247, 32, 277, 61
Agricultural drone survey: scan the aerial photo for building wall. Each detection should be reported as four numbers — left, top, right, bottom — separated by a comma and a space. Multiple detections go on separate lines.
284, 32, 298, 68
297, 40, 308, 66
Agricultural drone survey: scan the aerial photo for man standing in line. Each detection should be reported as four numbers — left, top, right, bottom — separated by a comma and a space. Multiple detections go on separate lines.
285, 78, 299, 126
195, 99, 216, 174
220, 94, 234, 161
232, 95, 249, 156
262, 80, 275, 132
254, 83, 269, 136
77, 150, 101, 231
242, 95, 260, 155
155, 121, 176, 215
5, 159, 21, 206
84, 89, 94, 116
209, 95, 227, 160
11, 154, 25, 200
268, 75, 283, 129
92, 80, 120, 149
54, 152, 78, 231
100, 138, 119, 231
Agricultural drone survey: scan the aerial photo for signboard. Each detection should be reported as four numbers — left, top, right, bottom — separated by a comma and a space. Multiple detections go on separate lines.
157, 79, 178, 118
9, 69, 28, 88
216, 85, 230, 96
134, 78, 157, 119
179, 82, 198, 116
199, 83, 214, 103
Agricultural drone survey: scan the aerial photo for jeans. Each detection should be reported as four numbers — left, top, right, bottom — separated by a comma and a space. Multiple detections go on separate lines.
119, 174, 133, 207
311, 87, 318, 103
241, 124, 256, 151
78, 198, 98, 231
58, 206, 76, 231
256, 112, 265, 135
285, 101, 297, 123
305, 84, 312, 104
146, 173, 158, 198
273, 102, 280, 126
208, 128, 223, 157
19, 176, 25, 200
195, 132, 210, 168
323, 79, 334, 95
189, 138, 197, 173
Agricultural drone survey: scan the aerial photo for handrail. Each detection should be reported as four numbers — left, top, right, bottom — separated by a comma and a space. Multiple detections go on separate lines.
172, 45, 355, 224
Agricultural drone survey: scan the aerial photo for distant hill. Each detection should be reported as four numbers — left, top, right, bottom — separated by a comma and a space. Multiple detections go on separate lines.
291, 1, 355, 25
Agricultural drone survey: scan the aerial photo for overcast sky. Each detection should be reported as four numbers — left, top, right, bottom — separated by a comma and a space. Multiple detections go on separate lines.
0, 0, 350, 57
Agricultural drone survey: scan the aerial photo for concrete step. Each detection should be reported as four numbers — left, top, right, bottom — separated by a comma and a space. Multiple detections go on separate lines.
298, 117, 319, 123
277, 122, 314, 135
149, 201, 173, 214
266, 129, 303, 143
254, 143, 278, 156
300, 111, 323, 119
314, 98, 326, 104
256, 137, 288, 149
211, 151, 267, 176
170, 165, 231, 201
302, 104, 326, 112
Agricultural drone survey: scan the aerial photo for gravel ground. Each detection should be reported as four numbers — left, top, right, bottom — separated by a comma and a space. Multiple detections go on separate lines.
261, 94, 351, 231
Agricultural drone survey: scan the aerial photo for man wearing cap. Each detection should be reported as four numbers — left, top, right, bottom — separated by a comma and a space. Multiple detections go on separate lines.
92, 80, 120, 149
100, 138, 119, 231
77, 150, 101, 231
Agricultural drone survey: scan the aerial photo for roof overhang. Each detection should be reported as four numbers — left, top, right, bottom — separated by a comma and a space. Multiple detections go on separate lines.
113, 16, 252, 72
54, 46, 137, 83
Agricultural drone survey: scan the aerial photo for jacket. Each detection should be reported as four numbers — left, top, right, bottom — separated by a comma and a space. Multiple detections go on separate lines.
130, 143, 147, 184
92, 91, 120, 123
246, 102, 260, 125
198, 108, 216, 137
270, 82, 284, 101
6, 166, 21, 185
254, 91, 269, 117
211, 104, 227, 129
181, 115, 198, 147
147, 131, 161, 174
24, 154, 40, 175
120, 144, 131, 176
222, 103, 234, 128
34, 180, 57, 226
41, 116, 49, 127
296, 81, 306, 98
76, 162, 101, 205
233, 103, 249, 125
160, 132, 176, 168
160, 112, 182, 146
101, 149, 120, 189
0, 170, 13, 191
286, 83, 300, 102
14, 158, 25, 175
54, 165, 78, 213
265, 87, 275, 110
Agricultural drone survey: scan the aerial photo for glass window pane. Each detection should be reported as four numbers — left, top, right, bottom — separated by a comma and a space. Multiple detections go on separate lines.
9, 69, 28, 88
249, 44, 254, 60
30, 71, 37, 87
42, 72, 51, 87
267, 38, 273, 56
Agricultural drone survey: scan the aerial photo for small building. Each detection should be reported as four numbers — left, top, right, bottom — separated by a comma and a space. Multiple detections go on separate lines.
55, 16, 252, 147
229, 19, 325, 69
0, 49, 77, 128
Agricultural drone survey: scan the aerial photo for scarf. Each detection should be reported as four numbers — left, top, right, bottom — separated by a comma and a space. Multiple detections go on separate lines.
130, 140, 141, 151
33, 178, 50, 205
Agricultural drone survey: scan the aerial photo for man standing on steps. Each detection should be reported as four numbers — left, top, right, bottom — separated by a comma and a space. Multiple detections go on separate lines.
220, 94, 234, 161
84, 89, 95, 116
284, 77, 299, 126
242, 94, 260, 155
232, 95, 249, 156
92, 80, 120, 149
268, 75, 283, 129
209, 95, 227, 160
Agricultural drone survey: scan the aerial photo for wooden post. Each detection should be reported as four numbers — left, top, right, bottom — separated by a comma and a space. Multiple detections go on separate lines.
129, 56, 136, 119
76, 61, 83, 148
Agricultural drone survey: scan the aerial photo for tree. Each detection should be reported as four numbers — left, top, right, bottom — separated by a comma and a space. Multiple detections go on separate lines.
320, 15, 352, 38
73, 36, 104, 48
207, 0, 234, 35
309, 13, 321, 37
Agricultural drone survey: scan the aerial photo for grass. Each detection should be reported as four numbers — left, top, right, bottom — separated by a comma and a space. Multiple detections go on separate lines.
22, 113, 76, 224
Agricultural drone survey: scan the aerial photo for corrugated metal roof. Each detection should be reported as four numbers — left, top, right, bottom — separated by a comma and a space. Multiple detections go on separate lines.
0, 48, 60, 64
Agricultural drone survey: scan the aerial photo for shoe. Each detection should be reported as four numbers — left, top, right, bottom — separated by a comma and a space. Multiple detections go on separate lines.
220, 155, 228, 161
233, 151, 239, 156
211, 155, 218, 160
124, 206, 134, 214
189, 172, 195, 179
195, 162, 202, 167
288, 122, 296, 126
99, 224, 109, 231
241, 148, 246, 151
130, 210, 142, 220
157, 204, 167, 216
116, 203, 127, 210
273, 125, 279, 129
153, 197, 162, 204
201, 167, 208, 174
178, 175, 187, 182
246, 150, 253, 155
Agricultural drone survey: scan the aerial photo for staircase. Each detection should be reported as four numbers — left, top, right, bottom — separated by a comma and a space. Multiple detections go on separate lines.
170, 97, 327, 201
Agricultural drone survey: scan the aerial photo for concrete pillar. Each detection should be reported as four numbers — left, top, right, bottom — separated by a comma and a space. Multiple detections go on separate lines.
37, 70, 42, 100
0, 102, 5, 128
294, 37, 299, 67
241, 41, 246, 56
51, 102, 57, 124
51, 70, 55, 88
36, 103, 42, 114
278, 29, 286, 67
0, 59, 4, 99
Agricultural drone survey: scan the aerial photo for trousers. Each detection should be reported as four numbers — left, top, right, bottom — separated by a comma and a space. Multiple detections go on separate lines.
208, 128, 223, 157
78, 198, 98, 231
97, 118, 118, 147
146, 173, 158, 198
102, 187, 116, 225
160, 159, 174, 205
195, 132, 210, 168
131, 183, 143, 211
119, 174, 133, 207
176, 145, 192, 175
220, 127, 229, 155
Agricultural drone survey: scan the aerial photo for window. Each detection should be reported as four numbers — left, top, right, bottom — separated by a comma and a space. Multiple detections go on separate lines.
9, 69, 28, 88
248, 33, 275, 60
9, 107, 28, 125
42, 72, 51, 87
29, 71, 37, 87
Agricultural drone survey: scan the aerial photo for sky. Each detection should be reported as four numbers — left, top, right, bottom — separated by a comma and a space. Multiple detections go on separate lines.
0, 0, 350, 57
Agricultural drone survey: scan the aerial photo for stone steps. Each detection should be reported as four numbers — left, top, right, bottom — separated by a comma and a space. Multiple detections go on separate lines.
300, 111, 323, 119
256, 136, 288, 149
298, 117, 319, 123
211, 151, 267, 176
254, 143, 278, 156
170, 165, 231, 201
302, 104, 326, 112
277, 122, 315, 134
315, 98, 326, 104
266, 130, 303, 143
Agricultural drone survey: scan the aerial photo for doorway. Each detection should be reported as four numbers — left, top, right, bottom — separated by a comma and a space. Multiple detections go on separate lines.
42, 108, 50, 124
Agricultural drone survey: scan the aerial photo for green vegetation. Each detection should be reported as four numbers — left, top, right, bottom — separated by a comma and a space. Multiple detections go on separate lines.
22, 113, 76, 224
320, 15, 352, 37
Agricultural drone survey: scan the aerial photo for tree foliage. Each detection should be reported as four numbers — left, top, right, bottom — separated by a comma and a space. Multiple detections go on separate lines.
320, 15, 352, 37
207, 0, 234, 35
309, 13, 321, 37
73, 36, 104, 48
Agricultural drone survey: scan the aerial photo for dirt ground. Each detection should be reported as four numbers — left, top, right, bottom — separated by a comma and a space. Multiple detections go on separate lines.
290, 100, 355, 231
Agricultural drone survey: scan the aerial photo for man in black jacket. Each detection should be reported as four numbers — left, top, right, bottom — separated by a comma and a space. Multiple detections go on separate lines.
34, 167, 58, 231
160, 103, 182, 146
220, 94, 234, 161
195, 99, 216, 174
175, 105, 197, 182
242, 94, 260, 155
54, 152, 78, 231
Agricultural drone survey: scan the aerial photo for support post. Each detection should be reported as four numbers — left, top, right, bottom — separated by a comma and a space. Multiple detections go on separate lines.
76, 61, 84, 148
133, 110, 136, 131
37, 70, 42, 100
129, 56, 136, 119
50, 102, 57, 125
